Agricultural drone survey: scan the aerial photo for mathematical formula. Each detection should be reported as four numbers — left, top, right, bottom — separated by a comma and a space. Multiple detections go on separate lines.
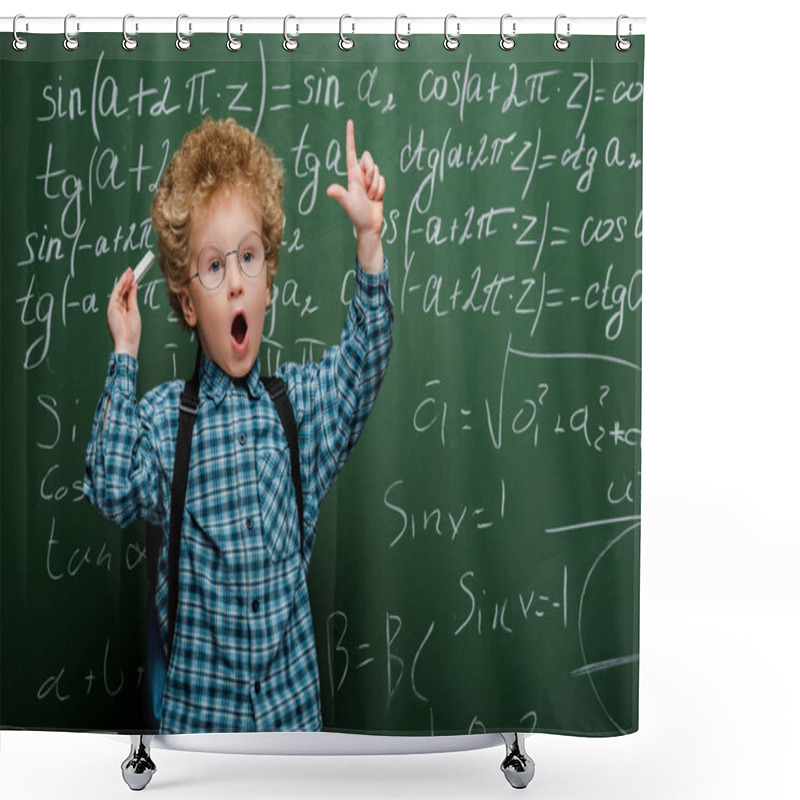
5, 39, 642, 730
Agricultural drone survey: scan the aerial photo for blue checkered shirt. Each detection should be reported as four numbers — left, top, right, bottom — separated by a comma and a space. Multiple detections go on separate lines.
83, 259, 393, 733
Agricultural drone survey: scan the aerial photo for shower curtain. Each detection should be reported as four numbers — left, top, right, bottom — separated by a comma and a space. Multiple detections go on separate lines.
0, 27, 643, 738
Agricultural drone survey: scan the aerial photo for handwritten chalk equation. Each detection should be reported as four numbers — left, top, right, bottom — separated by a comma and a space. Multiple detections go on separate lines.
326, 610, 436, 708
400, 125, 642, 211
412, 335, 641, 450
34, 51, 643, 138
383, 478, 506, 548
407, 204, 645, 255
417, 54, 643, 126
34, 48, 399, 142
44, 517, 147, 582
401, 261, 642, 337
454, 566, 569, 636
36, 637, 145, 704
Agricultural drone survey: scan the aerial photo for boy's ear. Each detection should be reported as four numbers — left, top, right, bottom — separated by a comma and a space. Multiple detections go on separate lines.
176, 287, 197, 328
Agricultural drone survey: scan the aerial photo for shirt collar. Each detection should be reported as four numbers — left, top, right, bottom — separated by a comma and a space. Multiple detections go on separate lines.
199, 352, 263, 404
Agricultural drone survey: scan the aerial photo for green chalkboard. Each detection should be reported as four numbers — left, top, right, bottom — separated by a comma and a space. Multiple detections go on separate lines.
1, 33, 643, 736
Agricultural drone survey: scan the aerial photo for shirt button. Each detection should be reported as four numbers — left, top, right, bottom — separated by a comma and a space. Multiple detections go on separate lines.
254, 681, 261, 694
252, 599, 259, 613
246, 518, 253, 530
238, 433, 246, 445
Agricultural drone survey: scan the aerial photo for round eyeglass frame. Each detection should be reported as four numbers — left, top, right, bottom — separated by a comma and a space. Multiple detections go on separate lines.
189, 231, 269, 290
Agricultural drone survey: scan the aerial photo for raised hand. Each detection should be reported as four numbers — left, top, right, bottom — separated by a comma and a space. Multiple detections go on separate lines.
326, 119, 386, 273
107, 268, 141, 360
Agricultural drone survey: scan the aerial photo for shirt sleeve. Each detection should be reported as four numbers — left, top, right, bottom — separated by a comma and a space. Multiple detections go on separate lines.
279, 255, 393, 535
83, 353, 166, 529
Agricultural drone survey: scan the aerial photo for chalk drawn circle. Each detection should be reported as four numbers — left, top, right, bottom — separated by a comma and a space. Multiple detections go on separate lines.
576, 521, 640, 733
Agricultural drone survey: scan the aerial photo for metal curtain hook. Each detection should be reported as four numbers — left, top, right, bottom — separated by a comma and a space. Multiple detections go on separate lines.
500, 14, 515, 51
64, 14, 79, 51
283, 15, 299, 51
227, 15, 242, 51
122, 14, 138, 51
13, 14, 29, 51
554, 14, 570, 51
176, 14, 191, 50
616, 15, 632, 51
395, 14, 410, 51
339, 14, 354, 50
444, 14, 460, 51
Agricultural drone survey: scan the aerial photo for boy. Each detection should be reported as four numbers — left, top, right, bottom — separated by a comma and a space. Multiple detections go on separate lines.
83, 117, 393, 733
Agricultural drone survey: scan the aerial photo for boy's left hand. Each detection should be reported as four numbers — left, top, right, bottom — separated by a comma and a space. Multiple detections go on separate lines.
327, 119, 385, 273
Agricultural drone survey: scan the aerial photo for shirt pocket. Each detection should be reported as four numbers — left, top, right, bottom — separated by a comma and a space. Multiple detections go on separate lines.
183, 506, 245, 587
257, 443, 300, 561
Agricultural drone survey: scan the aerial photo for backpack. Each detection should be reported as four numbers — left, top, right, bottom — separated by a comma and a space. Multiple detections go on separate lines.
144, 349, 303, 729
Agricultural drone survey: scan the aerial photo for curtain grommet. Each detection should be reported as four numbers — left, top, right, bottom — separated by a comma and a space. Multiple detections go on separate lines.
444, 14, 460, 51
339, 14, 355, 51
63, 14, 79, 51
500, 14, 515, 51
122, 14, 138, 51
283, 15, 299, 51
554, 14, 570, 51
176, 14, 191, 51
227, 15, 242, 51
12, 15, 29, 51
616, 15, 632, 51
394, 15, 410, 51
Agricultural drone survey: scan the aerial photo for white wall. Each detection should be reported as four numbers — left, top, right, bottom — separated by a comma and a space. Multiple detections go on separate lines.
2, 1, 797, 798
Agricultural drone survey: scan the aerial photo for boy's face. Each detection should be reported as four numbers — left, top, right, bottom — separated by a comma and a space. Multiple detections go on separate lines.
177, 186, 271, 379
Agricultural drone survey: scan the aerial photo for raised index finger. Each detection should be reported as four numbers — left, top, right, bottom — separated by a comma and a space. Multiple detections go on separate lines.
346, 119, 358, 172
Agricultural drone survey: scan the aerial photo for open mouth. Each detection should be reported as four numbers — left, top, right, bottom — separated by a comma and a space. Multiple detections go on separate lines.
231, 312, 248, 345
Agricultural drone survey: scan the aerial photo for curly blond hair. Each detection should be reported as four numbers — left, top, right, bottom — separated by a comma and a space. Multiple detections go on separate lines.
150, 117, 284, 327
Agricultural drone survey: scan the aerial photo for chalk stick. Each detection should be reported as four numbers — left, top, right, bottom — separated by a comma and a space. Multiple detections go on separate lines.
132, 252, 156, 284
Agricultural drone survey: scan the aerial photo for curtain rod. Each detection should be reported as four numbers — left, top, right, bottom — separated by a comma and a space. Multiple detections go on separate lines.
1, 16, 646, 37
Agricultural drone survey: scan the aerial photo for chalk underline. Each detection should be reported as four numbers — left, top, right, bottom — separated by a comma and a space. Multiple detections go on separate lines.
509, 347, 641, 372
545, 515, 641, 534
571, 654, 640, 678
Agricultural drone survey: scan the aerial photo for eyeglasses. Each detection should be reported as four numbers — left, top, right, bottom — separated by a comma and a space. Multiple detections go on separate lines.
189, 230, 269, 290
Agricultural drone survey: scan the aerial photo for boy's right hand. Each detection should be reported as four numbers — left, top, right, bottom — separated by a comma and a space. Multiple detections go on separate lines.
108, 268, 141, 360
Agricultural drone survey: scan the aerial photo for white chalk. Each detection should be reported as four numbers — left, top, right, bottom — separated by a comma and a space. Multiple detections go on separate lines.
132, 251, 156, 284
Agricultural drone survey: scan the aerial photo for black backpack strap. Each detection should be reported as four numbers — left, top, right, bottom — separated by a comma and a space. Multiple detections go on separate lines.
145, 525, 161, 585
164, 347, 202, 659
262, 376, 304, 549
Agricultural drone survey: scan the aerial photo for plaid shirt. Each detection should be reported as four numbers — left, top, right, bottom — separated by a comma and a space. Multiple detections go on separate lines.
84, 259, 393, 733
